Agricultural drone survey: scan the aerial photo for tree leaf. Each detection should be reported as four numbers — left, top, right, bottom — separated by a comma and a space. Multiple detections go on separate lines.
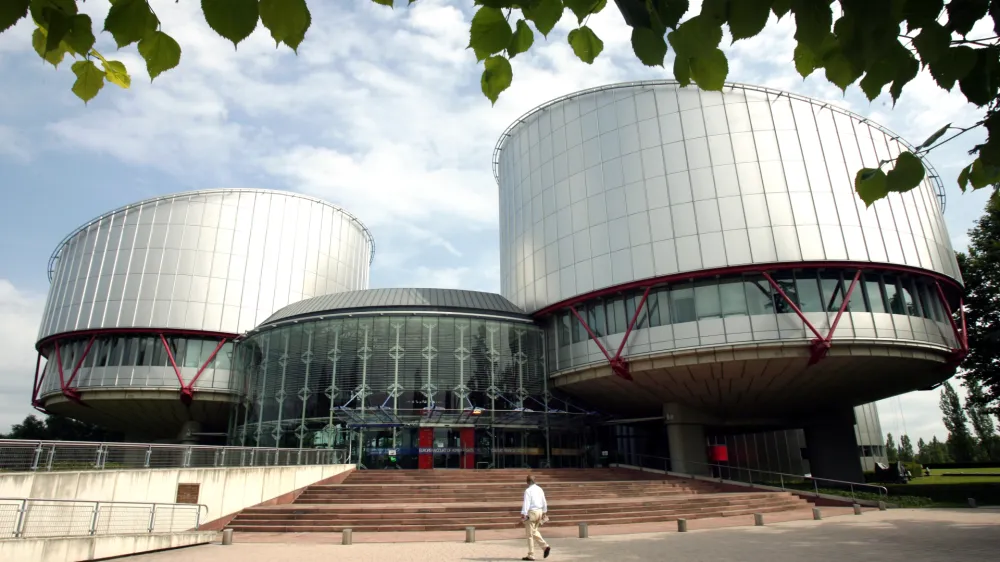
959, 46, 1000, 107
481, 55, 512, 105
969, 158, 1000, 189
673, 52, 690, 85
860, 58, 895, 101
929, 46, 978, 91
42, 7, 71, 54
101, 59, 131, 89
917, 123, 951, 150
29, 0, 76, 26
0, 0, 29, 34
630, 26, 667, 67
958, 164, 972, 192
138, 30, 182, 80
912, 22, 952, 65
522, 0, 564, 37
202, 0, 260, 48
259, 0, 312, 52
371, 0, 394, 5
903, 0, 943, 31
855, 168, 889, 207
563, 0, 606, 24
729, 0, 772, 41
772, 0, 792, 19
890, 50, 919, 103
946, 0, 989, 36
689, 48, 728, 90
64, 14, 96, 56
699, 0, 729, 24
791, 0, 833, 52
885, 151, 925, 192
991, 0, 1000, 35
469, 6, 512, 61
651, 0, 689, 29
103, 0, 159, 49
71, 59, 105, 103
507, 19, 534, 58
668, 15, 722, 57
793, 43, 817, 77
567, 25, 603, 64
824, 50, 862, 91
31, 26, 68, 67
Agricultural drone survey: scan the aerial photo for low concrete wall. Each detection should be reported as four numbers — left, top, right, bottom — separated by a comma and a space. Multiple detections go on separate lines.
0, 464, 355, 530
0, 530, 217, 562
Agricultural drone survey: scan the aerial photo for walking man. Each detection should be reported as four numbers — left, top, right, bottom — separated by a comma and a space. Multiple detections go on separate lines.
521, 475, 550, 560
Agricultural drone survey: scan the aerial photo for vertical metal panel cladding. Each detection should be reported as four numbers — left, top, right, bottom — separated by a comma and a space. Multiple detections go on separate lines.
38, 189, 374, 341
495, 82, 961, 314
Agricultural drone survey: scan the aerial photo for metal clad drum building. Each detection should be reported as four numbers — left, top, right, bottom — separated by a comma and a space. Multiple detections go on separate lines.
33, 189, 374, 438
493, 82, 965, 463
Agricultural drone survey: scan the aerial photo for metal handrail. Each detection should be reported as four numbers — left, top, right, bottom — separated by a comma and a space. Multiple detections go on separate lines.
0, 439, 348, 472
616, 452, 888, 500
0, 497, 207, 539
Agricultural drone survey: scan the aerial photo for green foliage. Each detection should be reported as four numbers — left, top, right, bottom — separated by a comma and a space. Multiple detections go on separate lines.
886, 433, 899, 463
885, 482, 1000, 505
480, 55, 512, 105
6, 0, 1000, 207
941, 381, 980, 463
0, 413, 123, 442
70, 59, 104, 102
900, 435, 916, 463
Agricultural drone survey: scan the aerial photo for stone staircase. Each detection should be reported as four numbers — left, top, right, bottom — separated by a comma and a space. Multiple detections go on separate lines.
227, 468, 810, 533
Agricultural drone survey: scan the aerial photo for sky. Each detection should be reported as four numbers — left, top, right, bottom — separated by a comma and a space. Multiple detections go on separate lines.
0, 1, 993, 444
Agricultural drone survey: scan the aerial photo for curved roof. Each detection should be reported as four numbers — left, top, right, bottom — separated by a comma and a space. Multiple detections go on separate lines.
261, 288, 528, 325
492, 80, 947, 212
48, 188, 375, 281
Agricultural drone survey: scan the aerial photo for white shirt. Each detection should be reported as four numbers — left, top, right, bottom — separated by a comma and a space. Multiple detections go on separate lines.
521, 483, 547, 516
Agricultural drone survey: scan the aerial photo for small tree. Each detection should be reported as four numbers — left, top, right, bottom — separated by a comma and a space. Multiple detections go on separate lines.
886, 433, 899, 462
966, 379, 1000, 460
899, 434, 915, 463
926, 436, 952, 464
940, 381, 978, 462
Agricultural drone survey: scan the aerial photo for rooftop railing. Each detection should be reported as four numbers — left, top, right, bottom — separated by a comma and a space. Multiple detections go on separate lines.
0, 498, 206, 539
0, 439, 347, 473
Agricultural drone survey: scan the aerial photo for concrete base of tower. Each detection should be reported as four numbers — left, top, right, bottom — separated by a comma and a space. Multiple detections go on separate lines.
804, 410, 865, 483
664, 403, 712, 475
39, 389, 237, 441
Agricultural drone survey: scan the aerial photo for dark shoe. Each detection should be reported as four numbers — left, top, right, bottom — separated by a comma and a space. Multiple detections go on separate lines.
522, 557, 535, 561
544, 546, 551, 558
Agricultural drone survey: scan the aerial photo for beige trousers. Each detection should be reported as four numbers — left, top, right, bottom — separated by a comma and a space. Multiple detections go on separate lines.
525, 509, 548, 557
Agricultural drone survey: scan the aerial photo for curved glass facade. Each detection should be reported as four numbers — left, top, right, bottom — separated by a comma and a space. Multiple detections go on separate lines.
233, 312, 581, 468
545, 266, 959, 373
36, 334, 237, 397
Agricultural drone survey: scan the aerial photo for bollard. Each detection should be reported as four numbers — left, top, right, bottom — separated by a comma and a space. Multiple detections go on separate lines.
465, 526, 476, 543
968, 497, 977, 508
812, 507, 822, 521
753, 513, 764, 526
578, 522, 589, 538
677, 518, 687, 533
853, 504, 862, 515
342, 528, 353, 545
878, 501, 887, 511
221, 529, 233, 546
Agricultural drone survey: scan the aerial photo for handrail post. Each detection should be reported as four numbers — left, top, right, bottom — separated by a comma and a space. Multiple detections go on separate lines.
850, 483, 855, 501
195, 506, 202, 530
89, 502, 100, 536
779, 473, 784, 490
144, 446, 152, 468
183, 446, 192, 468
220, 448, 227, 467
147, 504, 156, 533
14, 499, 27, 538
46, 445, 55, 471
30, 444, 42, 471
813, 478, 819, 496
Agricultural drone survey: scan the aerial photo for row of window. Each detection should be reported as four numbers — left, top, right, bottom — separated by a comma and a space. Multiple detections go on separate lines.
552, 269, 953, 344
46, 336, 234, 372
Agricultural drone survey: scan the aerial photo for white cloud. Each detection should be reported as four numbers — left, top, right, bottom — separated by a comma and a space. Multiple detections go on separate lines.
0, 280, 45, 434
0, 125, 30, 162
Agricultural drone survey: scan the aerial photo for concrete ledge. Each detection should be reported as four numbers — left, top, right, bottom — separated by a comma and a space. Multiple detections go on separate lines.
0, 531, 217, 562
610, 463, 883, 508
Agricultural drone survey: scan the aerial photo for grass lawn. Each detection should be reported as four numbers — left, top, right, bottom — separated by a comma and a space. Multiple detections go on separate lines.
907, 466, 1000, 485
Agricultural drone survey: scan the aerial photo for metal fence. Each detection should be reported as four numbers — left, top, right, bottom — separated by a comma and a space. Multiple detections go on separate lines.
0, 498, 206, 539
0, 440, 348, 473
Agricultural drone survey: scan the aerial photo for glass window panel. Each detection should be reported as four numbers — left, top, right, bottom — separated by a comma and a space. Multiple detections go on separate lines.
884, 276, 906, 314
573, 308, 587, 343
720, 280, 747, 317
744, 276, 772, 315
558, 312, 571, 349
916, 281, 935, 320
695, 282, 722, 320
795, 271, 823, 313
670, 284, 696, 323
847, 274, 867, 312
864, 276, 888, 313
770, 272, 799, 313
647, 288, 669, 326
900, 278, 921, 317
606, 297, 626, 333
819, 272, 845, 312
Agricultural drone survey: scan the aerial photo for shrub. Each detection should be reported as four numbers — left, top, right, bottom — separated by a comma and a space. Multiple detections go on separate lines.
886, 483, 1000, 505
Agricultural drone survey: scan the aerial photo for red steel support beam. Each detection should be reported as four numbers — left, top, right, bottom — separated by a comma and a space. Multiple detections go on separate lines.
53, 338, 86, 404
808, 270, 862, 365
934, 281, 968, 366
160, 334, 227, 404
615, 286, 652, 360
31, 352, 43, 408
762, 272, 825, 341
568, 307, 614, 364
959, 297, 969, 350
567, 288, 652, 381
65, 336, 96, 389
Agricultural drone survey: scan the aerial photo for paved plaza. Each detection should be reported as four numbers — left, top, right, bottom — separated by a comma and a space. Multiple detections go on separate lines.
130, 508, 1000, 562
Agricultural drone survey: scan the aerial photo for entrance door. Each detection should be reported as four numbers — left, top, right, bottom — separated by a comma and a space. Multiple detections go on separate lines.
418, 428, 433, 469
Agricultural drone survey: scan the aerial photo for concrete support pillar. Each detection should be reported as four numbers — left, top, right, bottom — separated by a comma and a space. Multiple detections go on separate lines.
804, 410, 864, 484
664, 403, 711, 476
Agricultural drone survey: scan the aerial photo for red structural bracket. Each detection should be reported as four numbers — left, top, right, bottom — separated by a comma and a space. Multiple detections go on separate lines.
161, 334, 228, 404
31, 352, 46, 409
934, 281, 969, 367
53, 336, 95, 404
568, 286, 651, 381
806, 270, 863, 365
